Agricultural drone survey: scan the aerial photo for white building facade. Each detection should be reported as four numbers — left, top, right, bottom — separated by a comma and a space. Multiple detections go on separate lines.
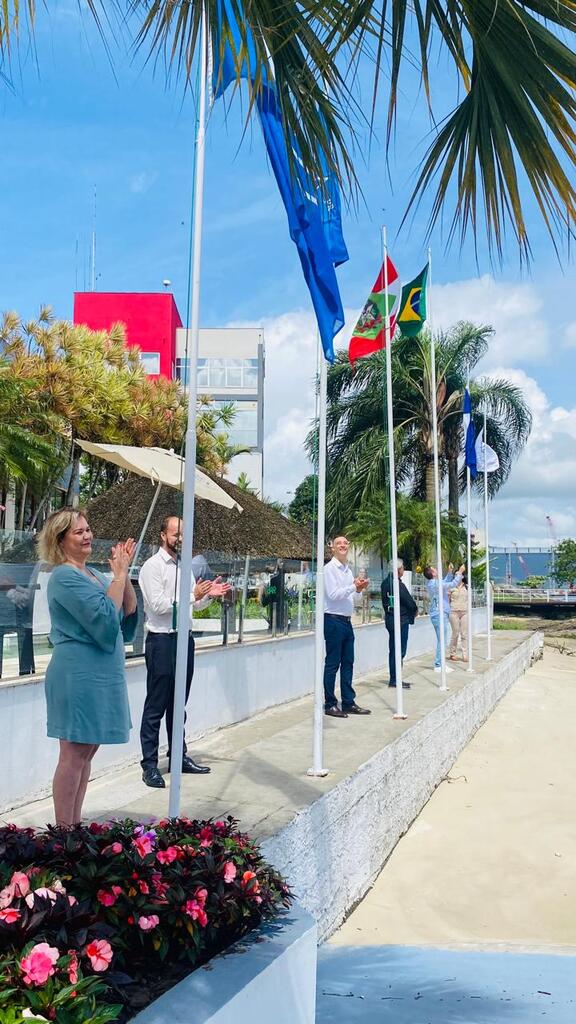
175, 327, 265, 495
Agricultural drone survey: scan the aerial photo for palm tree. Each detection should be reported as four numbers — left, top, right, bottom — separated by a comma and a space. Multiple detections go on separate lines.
319, 322, 532, 530
4, 2, 576, 257
346, 492, 466, 570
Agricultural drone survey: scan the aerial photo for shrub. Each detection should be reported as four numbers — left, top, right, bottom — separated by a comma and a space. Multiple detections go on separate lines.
0, 817, 291, 1022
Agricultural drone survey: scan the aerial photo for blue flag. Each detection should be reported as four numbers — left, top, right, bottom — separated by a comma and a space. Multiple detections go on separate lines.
463, 388, 477, 479
211, 0, 348, 362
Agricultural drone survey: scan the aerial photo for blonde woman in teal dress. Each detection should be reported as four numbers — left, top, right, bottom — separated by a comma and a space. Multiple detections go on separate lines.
37, 507, 138, 825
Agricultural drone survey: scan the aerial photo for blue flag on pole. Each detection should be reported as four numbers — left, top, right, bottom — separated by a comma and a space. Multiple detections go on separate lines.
463, 388, 477, 479
211, 0, 348, 362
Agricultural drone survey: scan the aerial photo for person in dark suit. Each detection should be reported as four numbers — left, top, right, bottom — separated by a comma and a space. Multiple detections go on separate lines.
381, 559, 418, 689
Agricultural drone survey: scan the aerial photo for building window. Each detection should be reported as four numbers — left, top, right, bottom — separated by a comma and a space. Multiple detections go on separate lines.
140, 351, 160, 375
212, 400, 259, 448
196, 357, 258, 389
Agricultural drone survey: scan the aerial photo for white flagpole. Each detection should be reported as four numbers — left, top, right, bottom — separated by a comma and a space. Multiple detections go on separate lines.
308, 337, 329, 776
466, 373, 474, 672
483, 409, 492, 661
169, 11, 208, 818
383, 227, 406, 720
428, 249, 448, 691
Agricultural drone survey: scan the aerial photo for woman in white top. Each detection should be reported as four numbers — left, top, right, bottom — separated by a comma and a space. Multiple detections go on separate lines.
449, 572, 469, 661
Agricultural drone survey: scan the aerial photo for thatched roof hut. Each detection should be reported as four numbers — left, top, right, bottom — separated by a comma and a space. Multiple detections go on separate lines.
86, 475, 315, 560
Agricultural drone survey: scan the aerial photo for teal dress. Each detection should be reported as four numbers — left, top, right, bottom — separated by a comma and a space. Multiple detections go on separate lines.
45, 565, 137, 744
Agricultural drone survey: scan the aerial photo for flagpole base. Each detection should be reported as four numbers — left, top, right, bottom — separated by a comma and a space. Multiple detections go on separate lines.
307, 767, 329, 778
393, 712, 408, 720
439, 684, 450, 692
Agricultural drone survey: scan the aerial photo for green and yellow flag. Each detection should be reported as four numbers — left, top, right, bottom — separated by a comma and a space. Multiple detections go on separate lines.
398, 265, 428, 338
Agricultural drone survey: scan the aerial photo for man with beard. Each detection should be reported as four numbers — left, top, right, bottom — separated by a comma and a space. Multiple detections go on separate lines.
138, 516, 230, 788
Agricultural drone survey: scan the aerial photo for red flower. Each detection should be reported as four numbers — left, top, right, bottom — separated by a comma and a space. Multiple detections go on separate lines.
0, 907, 21, 923
183, 900, 208, 927
156, 845, 179, 864
214, 820, 227, 833
132, 835, 154, 858
198, 826, 213, 848
241, 871, 261, 896
102, 841, 123, 856
222, 861, 237, 884
138, 880, 150, 894
20, 943, 60, 987
96, 885, 122, 907
85, 939, 113, 972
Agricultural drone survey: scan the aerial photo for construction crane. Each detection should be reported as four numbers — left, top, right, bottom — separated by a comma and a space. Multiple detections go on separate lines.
546, 515, 558, 543
512, 541, 529, 578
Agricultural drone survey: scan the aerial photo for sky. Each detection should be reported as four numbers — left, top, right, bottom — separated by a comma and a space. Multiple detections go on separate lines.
1, 3, 576, 548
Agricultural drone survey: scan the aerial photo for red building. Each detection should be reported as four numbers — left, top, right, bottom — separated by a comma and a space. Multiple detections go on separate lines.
73, 292, 182, 379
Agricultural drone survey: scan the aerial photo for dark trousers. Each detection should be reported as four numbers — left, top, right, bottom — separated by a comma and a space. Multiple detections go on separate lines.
323, 613, 356, 710
386, 620, 410, 683
140, 632, 195, 770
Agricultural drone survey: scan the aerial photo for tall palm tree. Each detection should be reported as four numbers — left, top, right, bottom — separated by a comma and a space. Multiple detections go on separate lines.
319, 322, 532, 530
346, 492, 466, 570
4, 2, 576, 258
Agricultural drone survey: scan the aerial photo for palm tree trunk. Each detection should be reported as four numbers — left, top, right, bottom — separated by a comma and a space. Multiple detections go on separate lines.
425, 459, 435, 503
17, 481, 28, 531
447, 453, 460, 520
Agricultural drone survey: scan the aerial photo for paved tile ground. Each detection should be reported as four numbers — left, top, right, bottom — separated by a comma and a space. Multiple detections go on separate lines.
317, 646, 576, 1022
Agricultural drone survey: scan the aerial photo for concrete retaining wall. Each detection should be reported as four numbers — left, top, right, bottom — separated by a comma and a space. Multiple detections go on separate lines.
261, 630, 542, 941
0, 609, 486, 814
133, 903, 317, 1024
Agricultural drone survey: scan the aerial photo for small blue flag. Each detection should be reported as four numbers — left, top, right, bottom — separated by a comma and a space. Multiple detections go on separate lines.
211, 0, 348, 362
463, 388, 477, 479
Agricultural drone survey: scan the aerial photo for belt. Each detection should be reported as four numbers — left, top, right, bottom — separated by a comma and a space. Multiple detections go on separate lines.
146, 630, 194, 638
324, 613, 352, 622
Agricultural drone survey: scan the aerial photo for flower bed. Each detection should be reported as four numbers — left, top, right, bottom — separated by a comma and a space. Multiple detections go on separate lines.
0, 818, 291, 1023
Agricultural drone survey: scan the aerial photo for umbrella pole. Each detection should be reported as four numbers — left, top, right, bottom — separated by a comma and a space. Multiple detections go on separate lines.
169, 9, 208, 819
131, 482, 162, 575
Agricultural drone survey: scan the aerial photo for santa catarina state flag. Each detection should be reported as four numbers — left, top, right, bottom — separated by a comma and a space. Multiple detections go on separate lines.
398, 265, 428, 338
348, 256, 399, 363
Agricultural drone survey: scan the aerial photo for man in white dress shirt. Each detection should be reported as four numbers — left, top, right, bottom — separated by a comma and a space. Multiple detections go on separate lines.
323, 536, 372, 718
138, 515, 230, 788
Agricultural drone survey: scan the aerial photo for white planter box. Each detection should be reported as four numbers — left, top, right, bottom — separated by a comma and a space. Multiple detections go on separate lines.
132, 902, 317, 1024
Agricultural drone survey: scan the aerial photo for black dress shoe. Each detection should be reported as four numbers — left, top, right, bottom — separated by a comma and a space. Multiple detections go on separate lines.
325, 706, 348, 718
142, 767, 165, 789
388, 681, 411, 689
168, 755, 211, 775
343, 703, 372, 715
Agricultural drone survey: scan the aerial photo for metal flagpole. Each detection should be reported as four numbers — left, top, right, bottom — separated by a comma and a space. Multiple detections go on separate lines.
483, 409, 492, 661
308, 338, 329, 776
428, 248, 448, 691
383, 227, 407, 719
168, 10, 208, 818
466, 373, 474, 672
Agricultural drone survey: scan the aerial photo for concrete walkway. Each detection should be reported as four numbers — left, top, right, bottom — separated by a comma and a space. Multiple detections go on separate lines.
7, 632, 526, 837
317, 646, 576, 1022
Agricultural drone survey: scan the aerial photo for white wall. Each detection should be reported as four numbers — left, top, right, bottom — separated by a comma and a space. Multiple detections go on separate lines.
0, 611, 487, 814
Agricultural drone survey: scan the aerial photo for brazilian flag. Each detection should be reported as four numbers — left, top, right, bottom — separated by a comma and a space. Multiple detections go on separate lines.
398, 265, 428, 338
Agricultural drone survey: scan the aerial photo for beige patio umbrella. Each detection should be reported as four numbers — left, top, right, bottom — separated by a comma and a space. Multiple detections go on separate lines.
76, 440, 242, 566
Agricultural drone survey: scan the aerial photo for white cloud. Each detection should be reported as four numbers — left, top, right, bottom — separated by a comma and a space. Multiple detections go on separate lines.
431, 274, 550, 365
129, 171, 157, 195
564, 322, 576, 348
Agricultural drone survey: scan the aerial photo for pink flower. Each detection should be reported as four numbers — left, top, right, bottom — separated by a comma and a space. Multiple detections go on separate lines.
67, 950, 79, 986
195, 887, 208, 908
24, 887, 59, 909
184, 900, 208, 927
222, 861, 237, 884
0, 870, 30, 909
20, 943, 60, 987
0, 907, 21, 923
97, 885, 123, 907
102, 841, 123, 856
214, 820, 227, 832
156, 845, 179, 864
138, 880, 150, 894
241, 871, 261, 896
132, 835, 154, 858
138, 914, 160, 932
85, 939, 113, 972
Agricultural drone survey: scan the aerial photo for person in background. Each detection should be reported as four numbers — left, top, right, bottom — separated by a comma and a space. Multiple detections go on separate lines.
449, 572, 469, 662
37, 508, 137, 825
138, 515, 231, 789
323, 536, 371, 718
423, 562, 464, 673
381, 558, 418, 689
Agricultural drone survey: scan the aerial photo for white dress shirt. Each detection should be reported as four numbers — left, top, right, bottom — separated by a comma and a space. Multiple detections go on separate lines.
324, 556, 357, 617
138, 547, 211, 633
